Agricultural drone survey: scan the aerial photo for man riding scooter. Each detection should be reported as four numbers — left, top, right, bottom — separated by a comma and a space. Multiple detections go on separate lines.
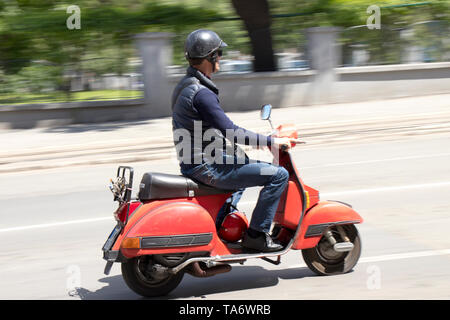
171, 29, 298, 253
102, 30, 363, 297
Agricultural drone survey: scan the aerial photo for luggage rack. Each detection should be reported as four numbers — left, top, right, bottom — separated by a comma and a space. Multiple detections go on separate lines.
109, 166, 134, 204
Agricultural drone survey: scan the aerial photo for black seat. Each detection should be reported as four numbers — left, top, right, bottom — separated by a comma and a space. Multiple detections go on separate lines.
138, 172, 233, 201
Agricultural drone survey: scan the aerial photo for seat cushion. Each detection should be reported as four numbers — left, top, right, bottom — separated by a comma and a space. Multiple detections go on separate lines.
138, 172, 233, 201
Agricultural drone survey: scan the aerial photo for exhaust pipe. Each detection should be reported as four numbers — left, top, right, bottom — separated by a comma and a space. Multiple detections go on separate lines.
186, 262, 232, 278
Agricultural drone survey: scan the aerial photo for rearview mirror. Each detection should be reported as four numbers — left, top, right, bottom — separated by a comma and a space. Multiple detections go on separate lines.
260, 104, 272, 120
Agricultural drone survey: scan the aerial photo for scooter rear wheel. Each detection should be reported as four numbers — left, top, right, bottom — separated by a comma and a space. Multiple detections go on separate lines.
121, 255, 184, 297
302, 224, 361, 276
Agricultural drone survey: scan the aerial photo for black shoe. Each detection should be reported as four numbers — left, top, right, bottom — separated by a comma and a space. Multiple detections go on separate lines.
242, 230, 283, 253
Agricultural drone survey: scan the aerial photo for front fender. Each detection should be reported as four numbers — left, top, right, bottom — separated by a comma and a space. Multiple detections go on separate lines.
293, 200, 363, 250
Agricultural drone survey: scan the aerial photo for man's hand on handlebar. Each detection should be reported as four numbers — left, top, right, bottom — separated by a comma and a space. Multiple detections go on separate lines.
272, 137, 304, 150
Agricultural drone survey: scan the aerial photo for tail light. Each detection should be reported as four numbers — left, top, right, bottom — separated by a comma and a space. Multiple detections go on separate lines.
114, 201, 141, 225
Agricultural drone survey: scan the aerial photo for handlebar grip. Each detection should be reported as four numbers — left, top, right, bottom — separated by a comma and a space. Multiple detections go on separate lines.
278, 139, 306, 151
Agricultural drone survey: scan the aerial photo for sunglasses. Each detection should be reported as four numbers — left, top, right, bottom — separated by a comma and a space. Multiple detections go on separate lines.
211, 49, 223, 58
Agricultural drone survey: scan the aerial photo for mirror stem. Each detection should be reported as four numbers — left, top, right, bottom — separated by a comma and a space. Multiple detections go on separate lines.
268, 118, 274, 131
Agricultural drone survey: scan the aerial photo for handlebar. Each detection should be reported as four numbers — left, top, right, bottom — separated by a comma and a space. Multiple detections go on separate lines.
292, 139, 306, 145
280, 139, 306, 151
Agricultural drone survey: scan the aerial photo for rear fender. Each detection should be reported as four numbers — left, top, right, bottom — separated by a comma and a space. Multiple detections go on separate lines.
293, 201, 363, 250
113, 200, 229, 258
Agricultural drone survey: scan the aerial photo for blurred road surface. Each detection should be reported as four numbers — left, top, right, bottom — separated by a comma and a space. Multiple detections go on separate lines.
0, 94, 449, 300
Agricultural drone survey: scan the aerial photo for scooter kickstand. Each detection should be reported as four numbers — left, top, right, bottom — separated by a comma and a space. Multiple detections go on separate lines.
104, 261, 113, 275
261, 255, 281, 265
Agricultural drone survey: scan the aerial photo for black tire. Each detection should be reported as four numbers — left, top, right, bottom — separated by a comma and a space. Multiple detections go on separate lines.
302, 224, 361, 276
121, 256, 184, 297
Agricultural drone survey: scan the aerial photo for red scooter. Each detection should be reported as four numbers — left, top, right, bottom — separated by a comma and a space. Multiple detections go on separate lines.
102, 104, 363, 297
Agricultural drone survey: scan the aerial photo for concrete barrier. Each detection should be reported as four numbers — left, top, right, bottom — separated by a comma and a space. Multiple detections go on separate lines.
0, 99, 146, 129
1, 62, 449, 129
334, 63, 450, 103
203, 62, 450, 110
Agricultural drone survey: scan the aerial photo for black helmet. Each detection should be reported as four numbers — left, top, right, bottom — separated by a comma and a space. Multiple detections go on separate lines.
185, 29, 227, 59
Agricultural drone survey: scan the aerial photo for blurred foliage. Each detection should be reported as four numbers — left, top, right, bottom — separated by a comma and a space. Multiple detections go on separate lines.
0, 89, 142, 105
267, 0, 449, 64
0, 0, 224, 97
0, 0, 449, 101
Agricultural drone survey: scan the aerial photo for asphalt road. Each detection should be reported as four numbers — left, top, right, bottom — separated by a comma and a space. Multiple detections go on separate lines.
0, 130, 449, 300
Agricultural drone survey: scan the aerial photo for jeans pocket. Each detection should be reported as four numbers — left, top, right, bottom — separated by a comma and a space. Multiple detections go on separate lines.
203, 165, 217, 186
188, 163, 216, 186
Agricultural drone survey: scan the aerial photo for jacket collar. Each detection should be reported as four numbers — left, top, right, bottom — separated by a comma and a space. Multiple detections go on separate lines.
187, 66, 219, 95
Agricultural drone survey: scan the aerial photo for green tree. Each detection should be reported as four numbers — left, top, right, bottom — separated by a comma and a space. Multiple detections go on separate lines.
0, 1, 223, 97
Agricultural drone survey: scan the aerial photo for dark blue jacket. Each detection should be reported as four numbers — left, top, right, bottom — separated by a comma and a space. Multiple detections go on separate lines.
172, 66, 272, 170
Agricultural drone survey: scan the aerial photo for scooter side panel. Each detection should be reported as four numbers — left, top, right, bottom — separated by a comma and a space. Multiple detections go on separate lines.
126, 201, 214, 237
274, 181, 302, 229
274, 180, 321, 228
114, 195, 233, 258
292, 201, 363, 250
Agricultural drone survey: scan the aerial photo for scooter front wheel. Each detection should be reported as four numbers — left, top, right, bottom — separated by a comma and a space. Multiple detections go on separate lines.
302, 224, 361, 276
121, 255, 184, 297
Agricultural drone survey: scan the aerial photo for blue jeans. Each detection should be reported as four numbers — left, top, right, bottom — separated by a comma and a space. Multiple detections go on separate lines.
181, 156, 289, 233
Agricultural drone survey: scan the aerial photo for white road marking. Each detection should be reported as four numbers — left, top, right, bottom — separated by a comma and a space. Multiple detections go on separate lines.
300, 152, 450, 169
320, 181, 450, 198
1, 181, 450, 233
297, 111, 450, 127
358, 249, 450, 263
286, 249, 450, 269
0, 217, 111, 233
237, 181, 450, 205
